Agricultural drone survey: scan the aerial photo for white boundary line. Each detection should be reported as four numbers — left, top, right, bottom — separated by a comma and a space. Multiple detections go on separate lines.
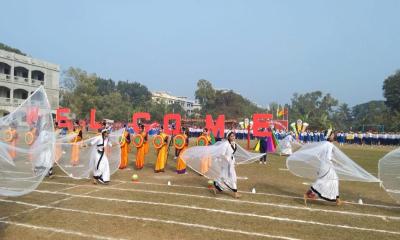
2, 192, 399, 236
0, 219, 128, 240
3, 170, 399, 210
35, 183, 400, 221
49, 174, 400, 210
0, 200, 301, 240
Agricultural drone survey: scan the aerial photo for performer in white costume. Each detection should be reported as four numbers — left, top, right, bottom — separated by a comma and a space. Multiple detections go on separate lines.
213, 131, 241, 198
92, 129, 112, 184
33, 121, 54, 177
279, 134, 296, 156
304, 132, 341, 205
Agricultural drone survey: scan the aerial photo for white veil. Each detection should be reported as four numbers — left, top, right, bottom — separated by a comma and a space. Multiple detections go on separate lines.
287, 142, 380, 182
0, 86, 55, 196
378, 147, 400, 203
181, 140, 265, 180
277, 135, 302, 155
55, 129, 123, 179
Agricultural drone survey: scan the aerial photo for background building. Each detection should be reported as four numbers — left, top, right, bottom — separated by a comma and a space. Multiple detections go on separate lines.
0, 49, 59, 116
152, 91, 201, 116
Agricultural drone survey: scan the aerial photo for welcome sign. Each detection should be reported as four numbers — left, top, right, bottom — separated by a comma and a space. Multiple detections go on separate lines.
56, 108, 282, 137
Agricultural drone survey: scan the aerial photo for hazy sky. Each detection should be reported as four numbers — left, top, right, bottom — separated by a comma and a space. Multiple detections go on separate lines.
1, 0, 399, 107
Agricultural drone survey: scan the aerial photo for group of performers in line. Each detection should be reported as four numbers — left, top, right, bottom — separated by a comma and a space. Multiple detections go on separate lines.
3, 120, 373, 205
122, 125, 208, 174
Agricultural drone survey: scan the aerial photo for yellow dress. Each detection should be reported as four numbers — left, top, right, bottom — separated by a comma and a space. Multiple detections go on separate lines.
154, 133, 168, 173
200, 134, 212, 174
70, 128, 82, 166
176, 134, 188, 174
6, 128, 18, 159
119, 130, 130, 169
135, 132, 147, 170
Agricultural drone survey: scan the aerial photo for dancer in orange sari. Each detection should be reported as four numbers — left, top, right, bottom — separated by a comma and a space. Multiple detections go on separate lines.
200, 128, 212, 174
176, 128, 189, 174
119, 126, 131, 169
70, 121, 82, 166
135, 124, 147, 170
5, 123, 18, 159
154, 126, 169, 173
54, 122, 63, 163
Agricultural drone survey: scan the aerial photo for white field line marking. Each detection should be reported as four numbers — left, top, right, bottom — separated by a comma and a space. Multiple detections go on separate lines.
58, 184, 82, 192
34, 187, 400, 222
0, 199, 299, 240
1, 185, 83, 220
3, 193, 400, 236
48, 174, 400, 210
237, 176, 248, 180
0, 219, 127, 240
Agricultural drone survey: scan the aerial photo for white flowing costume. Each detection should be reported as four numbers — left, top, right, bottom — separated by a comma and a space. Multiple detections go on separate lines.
287, 141, 380, 201
310, 142, 339, 201
378, 147, 400, 203
215, 141, 238, 192
0, 86, 55, 197
33, 130, 54, 175
92, 135, 112, 183
279, 135, 300, 156
181, 140, 265, 192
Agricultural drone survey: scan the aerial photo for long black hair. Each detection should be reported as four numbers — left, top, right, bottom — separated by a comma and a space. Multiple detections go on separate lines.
227, 131, 235, 143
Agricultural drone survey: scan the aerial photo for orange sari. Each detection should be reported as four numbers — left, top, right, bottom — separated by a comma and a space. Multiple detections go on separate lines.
6, 128, 18, 159
119, 130, 130, 169
155, 133, 168, 173
71, 128, 82, 166
135, 132, 147, 169
176, 134, 188, 174
200, 135, 212, 174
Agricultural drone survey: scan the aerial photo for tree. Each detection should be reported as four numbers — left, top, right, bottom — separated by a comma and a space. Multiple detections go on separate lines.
195, 79, 216, 107
117, 81, 152, 109
60, 67, 99, 119
332, 103, 352, 130
60, 67, 152, 121
289, 91, 339, 129
166, 102, 187, 117
351, 100, 394, 131
383, 70, 400, 112
96, 92, 132, 121
0, 42, 26, 56
148, 102, 167, 123
95, 78, 115, 95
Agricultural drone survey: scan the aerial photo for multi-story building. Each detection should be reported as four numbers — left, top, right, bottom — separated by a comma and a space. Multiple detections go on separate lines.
151, 91, 201, 116
0, 49, 59, 116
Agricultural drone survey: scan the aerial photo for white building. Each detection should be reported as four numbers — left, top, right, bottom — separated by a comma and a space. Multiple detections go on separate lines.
152, 91, 201, 116
0, 49, 59, 116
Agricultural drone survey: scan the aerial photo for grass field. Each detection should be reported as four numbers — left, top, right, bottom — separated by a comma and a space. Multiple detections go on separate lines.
0, 140, 399, 240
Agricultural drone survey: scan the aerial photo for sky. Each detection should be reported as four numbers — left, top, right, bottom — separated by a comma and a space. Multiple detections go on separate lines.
1, 0, 399, 107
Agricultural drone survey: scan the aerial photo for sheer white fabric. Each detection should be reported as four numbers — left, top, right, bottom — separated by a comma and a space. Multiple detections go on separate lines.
181, 140, 265, 183
287, 141, 379, 182
278, 135, 302, 155
378, 148, 400, 203
0, 86, 54, 196
56, 129, 123, 179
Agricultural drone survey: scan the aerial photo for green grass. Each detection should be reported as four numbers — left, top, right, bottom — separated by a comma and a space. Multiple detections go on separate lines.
0, 139, 399, 240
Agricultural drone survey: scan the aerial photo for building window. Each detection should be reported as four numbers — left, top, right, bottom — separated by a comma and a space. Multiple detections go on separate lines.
13, 89, 28, 99
0, 62, 11, 75
0, 86, 11, 98
14, 66, 29, 78
31, 70, 45, 81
